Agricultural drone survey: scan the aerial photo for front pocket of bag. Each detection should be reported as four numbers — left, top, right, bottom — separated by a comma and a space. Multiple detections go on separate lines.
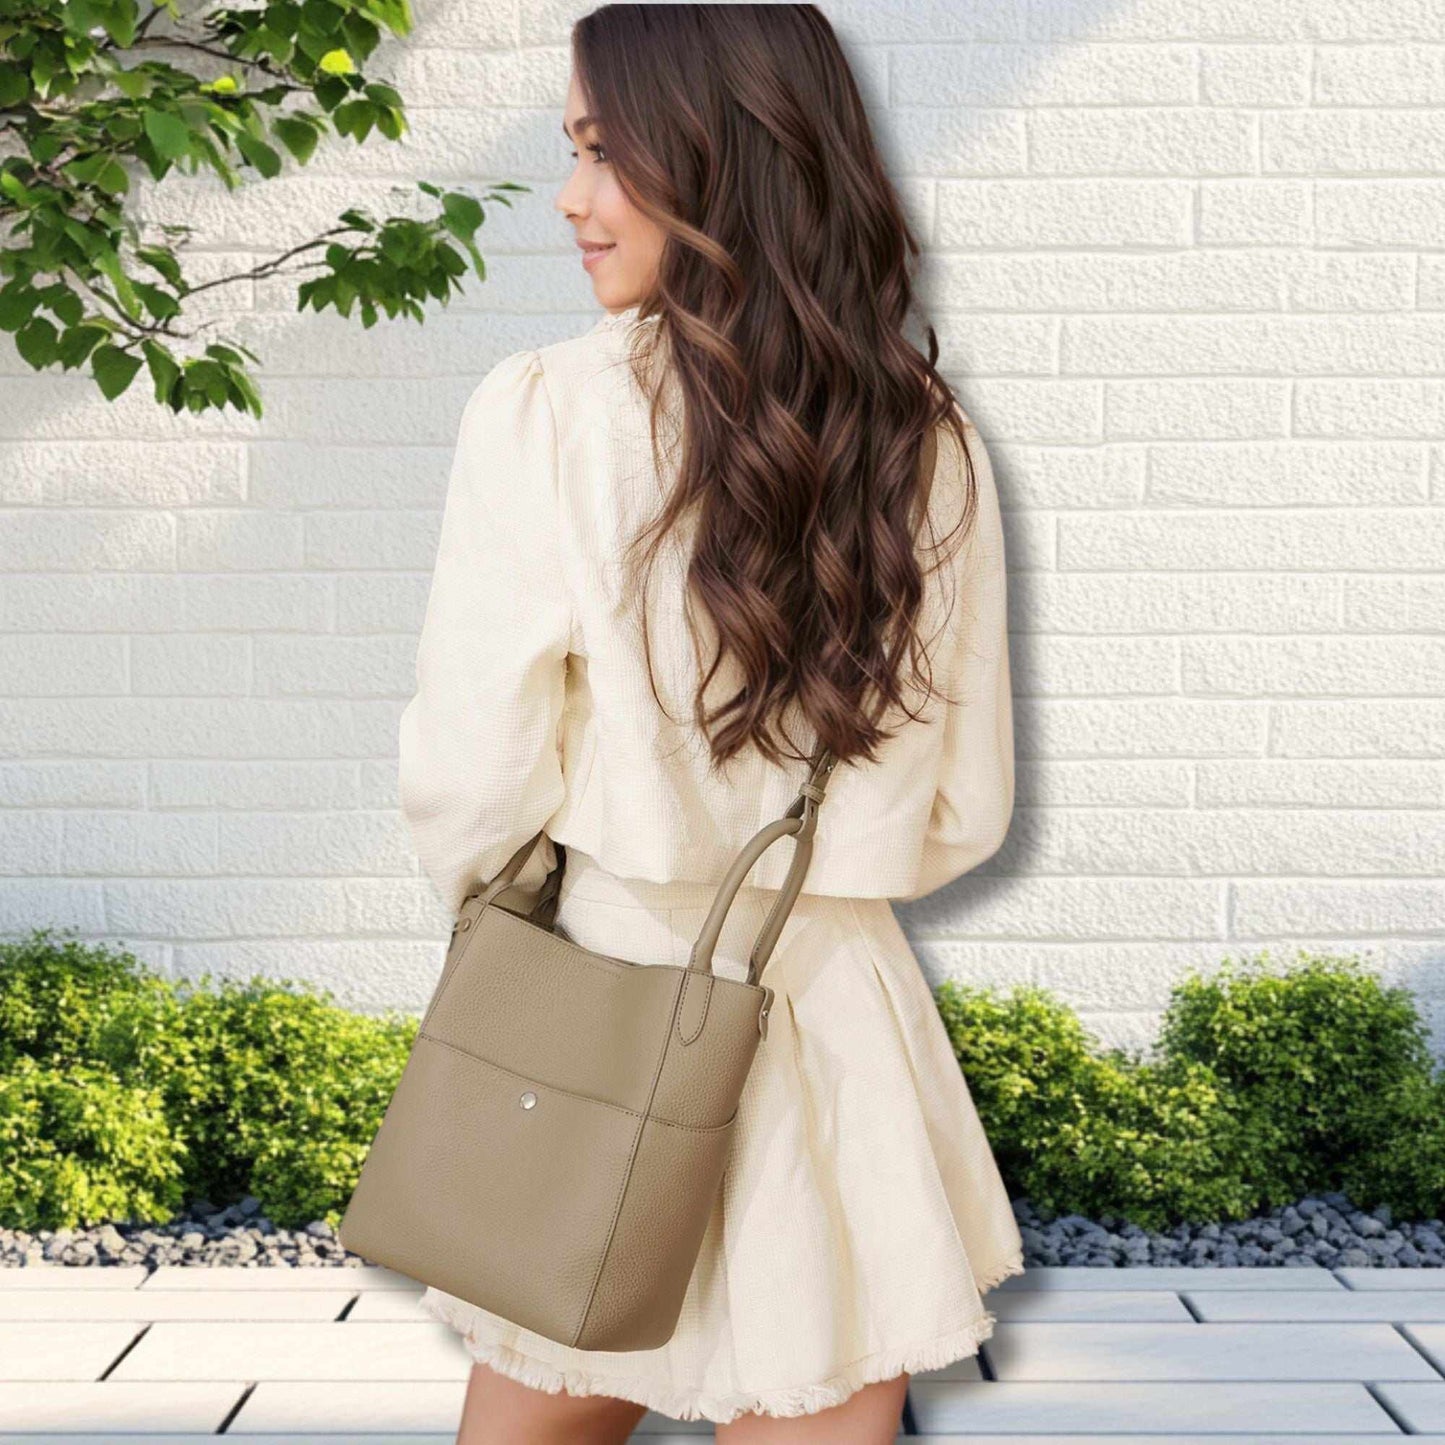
574, 1107, 740, 1350
341, 1032, 641, 1347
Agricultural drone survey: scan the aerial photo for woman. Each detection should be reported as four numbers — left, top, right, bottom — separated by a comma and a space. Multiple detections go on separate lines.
399, 5, 1023, 1440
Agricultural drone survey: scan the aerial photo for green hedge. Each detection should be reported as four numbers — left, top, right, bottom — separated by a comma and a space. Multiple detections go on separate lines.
0, 929, 415, 1233
936, 948, 1442, 1230
0, 929, 1439, 1233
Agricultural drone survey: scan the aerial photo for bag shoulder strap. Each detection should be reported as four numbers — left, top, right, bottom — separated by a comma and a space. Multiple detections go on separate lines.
473, 739, 838, 987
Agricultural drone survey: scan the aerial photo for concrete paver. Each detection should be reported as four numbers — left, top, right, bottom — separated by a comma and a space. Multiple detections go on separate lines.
223, 1380, 465, 1433
137, 1264, 416, 1290
107, 1319, 472, 1381
986, 1289, 1195, 1321
0, 1322, 144, 1382
909, 1380, 1400, 1434
0, 1289, 355, 1322
1, 1263, 1442, 1438
1187, 1288, 1445, 1322
1400, 1323, 1445, 1376
0, 1382, 243, 1432
1339, 1268, 1445, 1291
993, 1265, 1347, 1291
1374, 1382, 1445, 1433
0, 1266, 150, 1290
220, 1383, 796, 1439
982, 1319, 1440, 1381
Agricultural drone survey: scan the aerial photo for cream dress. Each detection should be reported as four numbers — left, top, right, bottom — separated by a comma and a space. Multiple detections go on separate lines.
398, 305, 1026, 1423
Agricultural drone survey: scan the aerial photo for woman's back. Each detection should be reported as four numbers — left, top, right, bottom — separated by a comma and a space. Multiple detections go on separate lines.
397, 303, 1013, 916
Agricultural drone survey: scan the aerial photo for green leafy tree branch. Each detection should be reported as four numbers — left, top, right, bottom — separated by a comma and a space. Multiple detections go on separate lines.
0, 0, 529, 415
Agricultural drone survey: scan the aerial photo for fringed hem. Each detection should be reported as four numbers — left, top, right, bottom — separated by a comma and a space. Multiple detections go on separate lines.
419, 1252, 1028, 1425
976, 1248, 1028, 1294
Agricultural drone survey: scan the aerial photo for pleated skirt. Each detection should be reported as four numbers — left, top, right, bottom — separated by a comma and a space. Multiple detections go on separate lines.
419, 844, 1026, 1425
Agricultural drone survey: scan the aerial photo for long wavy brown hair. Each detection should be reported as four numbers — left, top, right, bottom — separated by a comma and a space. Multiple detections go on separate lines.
573, 3, 980, 775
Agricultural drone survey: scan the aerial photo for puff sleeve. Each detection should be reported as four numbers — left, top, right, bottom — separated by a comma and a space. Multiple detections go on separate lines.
896, 417, 1015, 903
397, 349, 573, 918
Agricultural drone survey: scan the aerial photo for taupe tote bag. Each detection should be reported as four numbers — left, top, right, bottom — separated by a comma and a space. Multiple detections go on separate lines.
339, 741, 838, 1353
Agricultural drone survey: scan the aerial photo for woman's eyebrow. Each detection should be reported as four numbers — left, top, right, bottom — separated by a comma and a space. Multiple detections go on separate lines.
562, 114, 599, 139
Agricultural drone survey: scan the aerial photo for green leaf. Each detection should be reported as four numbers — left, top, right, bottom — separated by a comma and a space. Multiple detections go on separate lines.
366, 0, 414, 37
91, 344, 144, 400
109, 67, 152, 102
56, 323, 108, 369
66, 152, 130, 197
133, 283, 181, 321
313, 74, 348, 112
191, 358, 230, 406
0, 170, 32, 206
317, 48, 355, 76
235, 132, 282, 179
15, 315, 58, 368
441, 190, 483, 240
142, 340, 180, 405
136, 247, 184, 290
96, 3, 138, 47
63, 152, 112, 186
362, 82, 403, 109
143, 109, 192, 163
0, 284, 39, 333
332, 99, 372, 141
91, 247, 141, 322
0, 63, 30, 107
272, 116, 319, 165
334, 8, 375, 54
46, 287, 86, 329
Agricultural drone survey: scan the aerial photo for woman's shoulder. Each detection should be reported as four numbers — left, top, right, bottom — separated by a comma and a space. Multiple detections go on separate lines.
523, 308, 660, 422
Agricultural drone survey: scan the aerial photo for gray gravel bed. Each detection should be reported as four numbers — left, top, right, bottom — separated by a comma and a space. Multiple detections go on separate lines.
1, 1189, 1441, 1271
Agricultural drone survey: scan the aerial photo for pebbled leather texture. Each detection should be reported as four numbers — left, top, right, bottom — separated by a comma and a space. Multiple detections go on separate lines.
338, 741, 835, 1352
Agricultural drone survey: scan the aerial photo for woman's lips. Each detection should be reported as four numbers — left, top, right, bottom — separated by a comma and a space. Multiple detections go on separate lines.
582, 244, 615, 271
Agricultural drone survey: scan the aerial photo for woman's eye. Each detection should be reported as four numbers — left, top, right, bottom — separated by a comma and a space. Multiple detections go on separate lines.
567, 143, 607, 164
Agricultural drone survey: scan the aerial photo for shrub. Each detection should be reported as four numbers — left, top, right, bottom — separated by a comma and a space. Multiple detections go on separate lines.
934, 983, 1260, 1228
0, 928, 414, 1230
933, 982, 1105, 1185
152, 978, 416, 1228
1157, 948, 1434, 1202
0, 928, 172, 1072
936, 950, 1445, 1228
0, 1055, 186, 1231
1339, 1069, 1445, 1221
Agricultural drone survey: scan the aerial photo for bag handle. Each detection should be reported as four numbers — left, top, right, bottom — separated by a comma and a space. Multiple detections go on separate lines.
688, 740, 837, 986
474, 829, 566, 919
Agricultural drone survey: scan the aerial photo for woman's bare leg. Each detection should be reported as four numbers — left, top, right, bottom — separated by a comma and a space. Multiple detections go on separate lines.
715, 1372, 909, 1444
455, 1360, 648, 1445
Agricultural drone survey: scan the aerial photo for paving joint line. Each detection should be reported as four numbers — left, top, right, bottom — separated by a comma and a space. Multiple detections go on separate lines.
95, 1321, 151, 1381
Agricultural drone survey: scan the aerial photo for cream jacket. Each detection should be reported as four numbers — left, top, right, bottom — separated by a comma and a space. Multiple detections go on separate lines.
398, 306, 1014, 917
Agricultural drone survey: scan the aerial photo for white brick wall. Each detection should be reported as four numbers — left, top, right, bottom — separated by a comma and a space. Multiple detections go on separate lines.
2, 1, 1443, 1056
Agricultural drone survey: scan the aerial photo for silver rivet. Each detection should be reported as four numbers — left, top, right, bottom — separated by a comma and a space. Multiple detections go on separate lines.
519, 1091, 537, 1109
